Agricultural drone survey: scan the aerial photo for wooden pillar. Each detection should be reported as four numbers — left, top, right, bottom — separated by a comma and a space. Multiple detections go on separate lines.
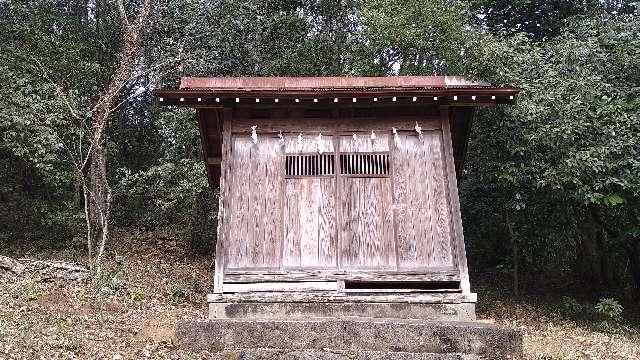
440, 106, 471, 294
213, 108, 233, 293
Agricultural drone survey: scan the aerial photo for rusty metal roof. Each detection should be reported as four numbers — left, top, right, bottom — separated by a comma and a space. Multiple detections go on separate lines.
179, 76, 496, 90
155, 76, 521, 106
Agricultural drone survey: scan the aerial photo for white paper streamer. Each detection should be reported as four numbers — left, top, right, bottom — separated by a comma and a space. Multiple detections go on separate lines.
392, 127, 400, 148
317, 133, 324, 154
297, 133, 304, 151
415, 122, 423, 140
278, 131, 285, 147
250, 125, 258, 144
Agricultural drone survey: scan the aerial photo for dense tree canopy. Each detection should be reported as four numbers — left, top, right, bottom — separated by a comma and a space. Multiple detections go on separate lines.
1, 0, 639, 294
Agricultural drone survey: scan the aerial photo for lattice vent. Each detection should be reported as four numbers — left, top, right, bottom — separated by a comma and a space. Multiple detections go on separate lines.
285, 154, 335, 177
340, 153, 390, 176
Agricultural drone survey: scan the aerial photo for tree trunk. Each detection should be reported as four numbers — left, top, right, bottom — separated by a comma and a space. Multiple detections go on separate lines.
84, 0, 152, 272
504, 211, 519, 297
578, 209, 604, 291
624, 235, 640, 297
88, 126, 111, 271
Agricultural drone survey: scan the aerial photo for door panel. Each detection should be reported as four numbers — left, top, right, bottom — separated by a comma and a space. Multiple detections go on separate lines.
338, 133, 395, 269
282, 178, 337, 267
282, 134, 338, 268
339, 177, 395, 268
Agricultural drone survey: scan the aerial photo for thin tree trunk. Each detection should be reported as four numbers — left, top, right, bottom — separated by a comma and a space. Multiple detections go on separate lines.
624, 235, 640, 297
579, 209, 604, 291
505, 213, 519, 297
86, 0, 152, 271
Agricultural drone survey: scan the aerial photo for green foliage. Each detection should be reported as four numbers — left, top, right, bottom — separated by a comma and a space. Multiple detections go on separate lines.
170, 283, 189, 304
128, 287, 146, 301
560, 296, 596, 320
169, 275, 204, 304
466, 0, 633, 40
94, 268, 126, 298
1, 0, 639, 297
20, 280, 43, 302
461, 11, 640, 284
349, 0, 477, 75
561, 296, 584, 316
595, 298, 624, 322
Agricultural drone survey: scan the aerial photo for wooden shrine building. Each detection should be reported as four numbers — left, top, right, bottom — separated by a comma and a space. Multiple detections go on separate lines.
156, 76, 520, 321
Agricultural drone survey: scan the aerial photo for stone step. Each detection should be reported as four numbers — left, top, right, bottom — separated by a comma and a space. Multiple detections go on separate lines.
211, 349, 480, 360
176, 318, 522, 358
210, 301, 476, 322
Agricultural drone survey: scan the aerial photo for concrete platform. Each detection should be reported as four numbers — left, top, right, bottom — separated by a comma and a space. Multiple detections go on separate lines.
209, 302, 475, 321
176, 318, 522, 359
207, 292, 477, 321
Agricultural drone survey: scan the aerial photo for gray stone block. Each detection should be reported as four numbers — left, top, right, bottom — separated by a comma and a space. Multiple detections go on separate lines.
176, 318, 522, 358
209, 302, 476, 322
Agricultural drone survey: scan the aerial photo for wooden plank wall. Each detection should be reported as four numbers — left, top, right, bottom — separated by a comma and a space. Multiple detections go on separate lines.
338, 134, 395, 268
225, 135, 282, 269
392, 131, 453, 270
219, 107, 466, 287
283, 134, 337, 267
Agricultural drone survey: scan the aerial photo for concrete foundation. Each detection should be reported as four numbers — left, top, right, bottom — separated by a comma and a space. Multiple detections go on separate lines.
209, 301, 476, 321
176, 318, 522, 359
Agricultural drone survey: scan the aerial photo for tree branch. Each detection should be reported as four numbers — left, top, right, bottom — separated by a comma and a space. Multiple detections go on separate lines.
117, 0, 129, 26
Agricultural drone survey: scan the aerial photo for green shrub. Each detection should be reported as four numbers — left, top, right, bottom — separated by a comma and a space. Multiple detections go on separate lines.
561, 296, 583, 315
93, 270, 125, 298
63, 334, 83, 352
559, 296, 593, 319
170, 283, 189, 304
595, 298, 623, 323
128, 287, 145, 301
189, 275, 203, 293
21, 280, 42, 301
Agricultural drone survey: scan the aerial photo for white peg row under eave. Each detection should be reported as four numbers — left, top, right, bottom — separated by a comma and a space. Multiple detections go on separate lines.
194, 96, 502, 103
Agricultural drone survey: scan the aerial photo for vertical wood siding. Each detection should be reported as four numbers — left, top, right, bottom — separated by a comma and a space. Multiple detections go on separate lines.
338, 134, 395, 268
282, 134, 338, 267
339, 177, 395, 268
283, 178, 337, 267
222, 124, 456, 276
392, 131, 453, 269
226, 136, 282, 269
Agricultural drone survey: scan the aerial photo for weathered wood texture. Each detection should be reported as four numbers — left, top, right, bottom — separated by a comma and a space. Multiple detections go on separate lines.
392, 131, 453, 270
213, 108, 233, 292
223, 281, 339, 293
283, 135, 337, 268
226, 135, 282, 269
219, 111, 464, 290
441, 110, 471, 294
223, 270, 459, 283
232, 117, 441, 134
283, 178, 337, 267
338, 134, 395, 268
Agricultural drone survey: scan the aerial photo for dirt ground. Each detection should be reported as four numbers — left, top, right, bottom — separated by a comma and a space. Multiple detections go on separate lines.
1, 230, 639, 359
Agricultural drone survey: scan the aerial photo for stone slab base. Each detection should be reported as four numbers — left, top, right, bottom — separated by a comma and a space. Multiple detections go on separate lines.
176, 318, 522, 359
211, 350, 481, 360
209, 302, 475, 321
